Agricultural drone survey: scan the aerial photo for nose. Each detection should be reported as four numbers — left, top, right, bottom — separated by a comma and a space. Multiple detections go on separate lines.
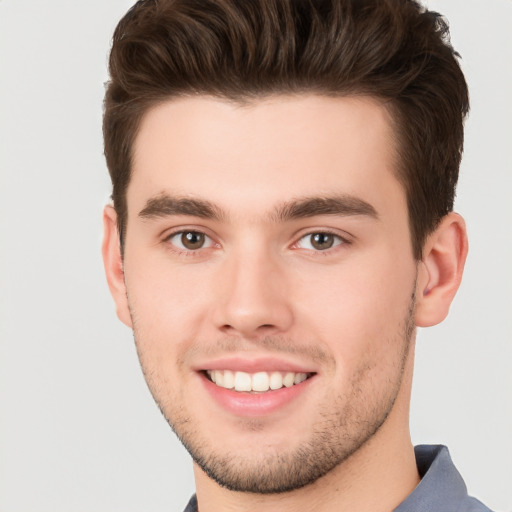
212, 250, 294, 339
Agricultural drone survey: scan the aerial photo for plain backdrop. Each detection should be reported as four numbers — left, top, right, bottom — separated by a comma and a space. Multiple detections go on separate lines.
0, 1, 511, 511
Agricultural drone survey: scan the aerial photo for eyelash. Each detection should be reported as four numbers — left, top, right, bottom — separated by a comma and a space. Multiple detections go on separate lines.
163, 229, 351, 256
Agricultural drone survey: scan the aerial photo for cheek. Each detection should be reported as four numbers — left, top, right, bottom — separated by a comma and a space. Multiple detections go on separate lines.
291, 252, 416, 367
126, 246, 213, 314
123, 254, 213, 367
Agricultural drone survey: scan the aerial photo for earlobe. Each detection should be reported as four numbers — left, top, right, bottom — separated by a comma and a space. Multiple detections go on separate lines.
415, 212, 468, 327
102, 205, 133, 328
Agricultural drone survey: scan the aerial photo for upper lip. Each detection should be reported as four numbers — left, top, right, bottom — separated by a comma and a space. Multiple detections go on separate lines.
193, 355, 318, 374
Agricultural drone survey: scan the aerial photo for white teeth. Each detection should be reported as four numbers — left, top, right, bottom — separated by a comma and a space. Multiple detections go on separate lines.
269, 371, 283, 390
283, 372, 295, 388
294, 372, 307, 384
234, 371, 252, 391
223, 370, 235, 389
215, 370, 224, 387
252, 372, 270, 392
206, 370, 311, 392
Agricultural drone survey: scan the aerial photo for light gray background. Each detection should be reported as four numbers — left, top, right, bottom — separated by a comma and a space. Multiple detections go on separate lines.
0, 1, 510, 511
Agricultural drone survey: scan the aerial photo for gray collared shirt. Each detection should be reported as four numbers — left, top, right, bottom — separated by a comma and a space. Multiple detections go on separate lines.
183, 445, 492, 511
395, 445, 492, 511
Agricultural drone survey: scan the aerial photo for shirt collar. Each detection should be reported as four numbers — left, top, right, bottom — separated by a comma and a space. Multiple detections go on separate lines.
394, 444, 470, 511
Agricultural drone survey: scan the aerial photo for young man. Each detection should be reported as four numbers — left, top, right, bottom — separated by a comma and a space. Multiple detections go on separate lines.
102, 0, 492, 510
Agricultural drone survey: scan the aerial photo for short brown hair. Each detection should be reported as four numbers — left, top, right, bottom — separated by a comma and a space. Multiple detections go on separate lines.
103, 0, 469, 259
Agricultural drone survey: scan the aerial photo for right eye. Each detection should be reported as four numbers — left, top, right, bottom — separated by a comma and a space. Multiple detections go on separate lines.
167, 231, 214, 251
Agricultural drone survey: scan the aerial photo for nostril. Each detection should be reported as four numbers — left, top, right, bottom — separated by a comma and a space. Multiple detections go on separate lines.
220, 323, 276, 332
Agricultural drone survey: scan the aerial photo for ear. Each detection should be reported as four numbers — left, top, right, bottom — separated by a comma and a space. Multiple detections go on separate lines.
415, 212, 468, 327
102, 205, 133, 328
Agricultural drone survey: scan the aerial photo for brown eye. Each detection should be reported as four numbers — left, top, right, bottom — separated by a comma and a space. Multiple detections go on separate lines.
296, 232, 344, 251
310, 233, 334, 250
181, 231, 205, 249
168, 231, 213, 251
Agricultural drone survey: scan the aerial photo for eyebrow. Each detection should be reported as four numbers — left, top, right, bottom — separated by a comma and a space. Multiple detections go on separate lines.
138, 193, 378, 222
271, 196, 378, 222
138, 194, 225, 221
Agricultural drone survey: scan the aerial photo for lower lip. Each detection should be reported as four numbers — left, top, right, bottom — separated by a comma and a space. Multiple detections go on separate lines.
200, 373, 315, 417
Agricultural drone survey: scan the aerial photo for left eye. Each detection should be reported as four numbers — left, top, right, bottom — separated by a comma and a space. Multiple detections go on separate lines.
296, 232, 344, 251
167, 231, 214, 251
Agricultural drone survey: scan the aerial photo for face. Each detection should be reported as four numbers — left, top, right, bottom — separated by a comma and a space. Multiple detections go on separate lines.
118, 95, 419, 493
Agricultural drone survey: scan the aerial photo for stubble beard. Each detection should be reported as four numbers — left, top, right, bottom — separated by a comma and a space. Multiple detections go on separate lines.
131, 291, 416, 495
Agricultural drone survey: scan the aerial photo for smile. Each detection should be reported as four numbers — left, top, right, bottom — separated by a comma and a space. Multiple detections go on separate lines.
206, 370, 311, 392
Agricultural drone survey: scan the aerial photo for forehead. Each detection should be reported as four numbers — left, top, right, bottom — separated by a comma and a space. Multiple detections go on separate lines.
129, 95, 403, 218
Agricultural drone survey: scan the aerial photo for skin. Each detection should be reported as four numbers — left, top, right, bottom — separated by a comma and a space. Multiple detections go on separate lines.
103, 95, 468, 512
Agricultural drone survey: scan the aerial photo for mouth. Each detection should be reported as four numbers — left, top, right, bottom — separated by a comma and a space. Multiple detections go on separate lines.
204, 369, 314, 393
198, 362, 317, 417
